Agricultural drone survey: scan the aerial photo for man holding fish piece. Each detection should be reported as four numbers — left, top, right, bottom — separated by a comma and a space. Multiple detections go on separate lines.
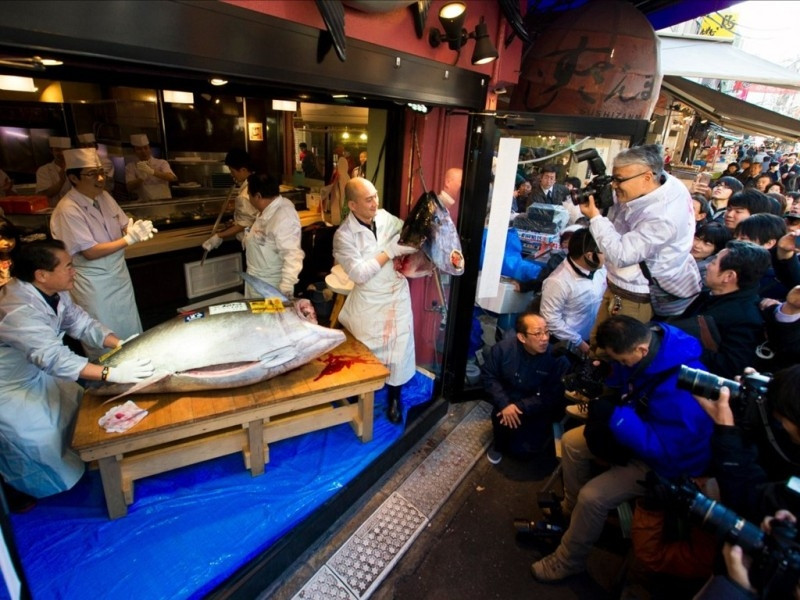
242, 173, 304, 298
333, 178, 418, 424
0, 240, 153, 502
50, 148, 155, 359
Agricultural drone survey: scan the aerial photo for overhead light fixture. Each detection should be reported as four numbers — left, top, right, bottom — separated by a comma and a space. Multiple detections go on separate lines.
209, 78, 228, 86
272, 99, 297, 112
359, 133, 368, 141
408, 103, 429, 114
341, 131, 350, 140
0, 75, 37, 92
163, 90, 194, 104
331, 94, 348, 99
428, 3, 498, 65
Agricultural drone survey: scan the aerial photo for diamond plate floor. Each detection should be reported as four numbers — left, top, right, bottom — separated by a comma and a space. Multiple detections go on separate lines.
292, 402, 492, 600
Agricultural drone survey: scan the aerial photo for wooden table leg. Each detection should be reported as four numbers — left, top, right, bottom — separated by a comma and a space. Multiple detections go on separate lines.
359, 391, 374, 443
247, 419, 265, 476
329, 293, 346, 329
98, 455, 128, 519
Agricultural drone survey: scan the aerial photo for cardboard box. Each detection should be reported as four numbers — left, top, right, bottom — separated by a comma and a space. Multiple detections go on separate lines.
476, 273, 534, 314
516, 229, 560, 256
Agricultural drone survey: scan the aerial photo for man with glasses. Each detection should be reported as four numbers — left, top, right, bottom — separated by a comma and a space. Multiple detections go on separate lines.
50, 148, 156, 357
580, 145, 700, 320
480, 311, 570, 464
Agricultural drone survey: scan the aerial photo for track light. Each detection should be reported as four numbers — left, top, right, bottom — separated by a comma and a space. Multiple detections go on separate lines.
428, 3, 498, 65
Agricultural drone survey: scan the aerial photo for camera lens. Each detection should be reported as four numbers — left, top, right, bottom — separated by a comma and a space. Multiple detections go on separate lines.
677, 365, 740, 401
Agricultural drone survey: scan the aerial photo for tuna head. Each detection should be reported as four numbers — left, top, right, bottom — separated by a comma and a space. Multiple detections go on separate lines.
398, 191, 464, 276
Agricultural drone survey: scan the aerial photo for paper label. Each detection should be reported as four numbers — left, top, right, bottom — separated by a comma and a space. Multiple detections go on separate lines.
208, 302, 249, 315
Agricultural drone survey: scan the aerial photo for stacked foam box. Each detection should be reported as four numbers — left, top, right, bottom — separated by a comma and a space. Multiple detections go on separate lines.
516, 229, 560, 256
0, 195, 49, 214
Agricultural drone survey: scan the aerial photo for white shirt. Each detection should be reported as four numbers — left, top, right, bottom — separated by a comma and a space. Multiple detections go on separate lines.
35, 161, 71, 205
233, 180, 258, 241
590, 173, 699, 297
540, 258, 607, 349
125, 157, 175, 200
242, 196, 304, 297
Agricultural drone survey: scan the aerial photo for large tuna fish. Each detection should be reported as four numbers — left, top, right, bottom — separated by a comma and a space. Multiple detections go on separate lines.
95, 275, 345, 398
395, 191, 465, 278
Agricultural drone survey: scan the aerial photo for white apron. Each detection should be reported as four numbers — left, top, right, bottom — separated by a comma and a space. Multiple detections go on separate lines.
71, 251, 142, 357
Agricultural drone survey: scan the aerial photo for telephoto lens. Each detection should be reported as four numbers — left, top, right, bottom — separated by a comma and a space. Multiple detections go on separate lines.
513, 519, 566, 538
676, 365, 741, 401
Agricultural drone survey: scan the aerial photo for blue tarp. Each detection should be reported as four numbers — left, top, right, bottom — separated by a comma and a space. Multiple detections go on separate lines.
5, 373, 433, 600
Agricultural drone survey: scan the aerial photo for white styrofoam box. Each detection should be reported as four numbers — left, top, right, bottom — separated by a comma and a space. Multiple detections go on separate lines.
475, 273, 534, 314
184, 253, 243, 299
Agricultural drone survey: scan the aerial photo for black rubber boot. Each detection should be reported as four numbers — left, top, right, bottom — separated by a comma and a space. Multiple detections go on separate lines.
387, 385, 403, 424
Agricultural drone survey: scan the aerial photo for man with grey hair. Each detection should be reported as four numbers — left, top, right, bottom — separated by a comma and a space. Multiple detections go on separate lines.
581, 144, 700, 322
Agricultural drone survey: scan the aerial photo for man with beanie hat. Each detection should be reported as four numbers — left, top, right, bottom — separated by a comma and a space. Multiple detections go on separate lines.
50, 148, 156, 357
35, 136, 72, 206
77, 133, 115, 192
125, 133, 176, 200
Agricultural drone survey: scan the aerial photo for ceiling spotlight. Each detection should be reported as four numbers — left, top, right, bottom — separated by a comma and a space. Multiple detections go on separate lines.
428, 3, 498, 65
408, 103, 429, 114
209, 78, 228, 86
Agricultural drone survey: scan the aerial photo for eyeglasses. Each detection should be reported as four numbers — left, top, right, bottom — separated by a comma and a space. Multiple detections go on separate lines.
523, 329, 550, 338
80, 170, 105, 178
611, 171, 652, 185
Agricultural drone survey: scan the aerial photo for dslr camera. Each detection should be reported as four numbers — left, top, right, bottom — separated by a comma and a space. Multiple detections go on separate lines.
647, 472, 800, 597
570, 148, 615, 210
677, 365, 771, 404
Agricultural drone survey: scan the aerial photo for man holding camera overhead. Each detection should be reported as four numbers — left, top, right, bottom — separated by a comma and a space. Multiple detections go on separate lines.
581, 145, 701, 324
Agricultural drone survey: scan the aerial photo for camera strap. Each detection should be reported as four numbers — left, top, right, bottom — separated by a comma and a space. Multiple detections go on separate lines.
755, 398, 800, 468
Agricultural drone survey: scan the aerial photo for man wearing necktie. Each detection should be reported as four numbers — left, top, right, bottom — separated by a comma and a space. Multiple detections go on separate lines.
530, 165, 569, 206
50, 148, 157, 358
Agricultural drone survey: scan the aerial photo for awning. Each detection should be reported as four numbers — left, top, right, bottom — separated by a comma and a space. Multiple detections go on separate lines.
661, 75, 800, 140
660, 34, 800, 90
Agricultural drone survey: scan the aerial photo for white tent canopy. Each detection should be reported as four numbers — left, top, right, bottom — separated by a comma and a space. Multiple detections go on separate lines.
659, 33, 800, 91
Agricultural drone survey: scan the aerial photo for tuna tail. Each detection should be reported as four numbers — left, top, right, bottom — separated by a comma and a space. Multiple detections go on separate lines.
100, 371, 173, 405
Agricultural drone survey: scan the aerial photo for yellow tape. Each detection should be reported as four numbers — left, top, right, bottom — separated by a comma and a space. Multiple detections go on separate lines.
249, 297, 285, 313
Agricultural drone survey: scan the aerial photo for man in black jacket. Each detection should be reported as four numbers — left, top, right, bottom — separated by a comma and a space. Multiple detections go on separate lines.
529, 165, 570, 206
670, 240, 771, 379
481, 311, 570, 463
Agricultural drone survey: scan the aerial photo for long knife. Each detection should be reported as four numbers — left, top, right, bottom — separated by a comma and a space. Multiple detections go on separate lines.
201, 183, 237, 266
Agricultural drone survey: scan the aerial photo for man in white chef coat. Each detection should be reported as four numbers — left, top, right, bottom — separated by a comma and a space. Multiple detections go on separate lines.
125, 133, 177, 200
77, 132, 115, 192
332, 178, 418, 424
50, 148, 157, 357
35, 136, 72, 206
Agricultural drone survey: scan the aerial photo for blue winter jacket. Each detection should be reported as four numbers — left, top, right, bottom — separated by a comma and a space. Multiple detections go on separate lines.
606, 324, 713, 478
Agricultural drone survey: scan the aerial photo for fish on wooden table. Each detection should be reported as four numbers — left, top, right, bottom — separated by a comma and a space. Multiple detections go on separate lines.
394, 191, 465, 278
95, 274, 345, 399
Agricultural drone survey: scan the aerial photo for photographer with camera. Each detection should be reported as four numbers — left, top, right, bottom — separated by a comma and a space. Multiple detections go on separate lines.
689, 364, 800, 524
531, 315, 713, 582
579, 145, 701, 319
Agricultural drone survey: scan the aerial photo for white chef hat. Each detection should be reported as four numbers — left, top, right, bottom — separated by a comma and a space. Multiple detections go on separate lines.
77, 133, 96, 144
49, 136, 71, 149
64, 148, 102, 170
130, 134, 149, 147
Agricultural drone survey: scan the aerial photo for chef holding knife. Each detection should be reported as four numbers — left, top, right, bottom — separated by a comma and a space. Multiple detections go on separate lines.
201, 148, 259, 252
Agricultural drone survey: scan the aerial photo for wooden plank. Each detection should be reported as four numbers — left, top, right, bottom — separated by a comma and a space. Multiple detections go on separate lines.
98, 455, 127, 519
357, 391, 374, 442
247, 419, 265, 476
263, 405, 357, 443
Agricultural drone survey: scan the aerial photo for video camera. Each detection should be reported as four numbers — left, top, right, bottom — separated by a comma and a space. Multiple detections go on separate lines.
646, 472, 800, 597
561, 356, 610, 401
570, 148, 615, 210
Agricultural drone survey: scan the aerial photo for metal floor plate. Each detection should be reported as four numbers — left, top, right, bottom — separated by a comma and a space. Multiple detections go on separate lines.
292, 401, 492, 599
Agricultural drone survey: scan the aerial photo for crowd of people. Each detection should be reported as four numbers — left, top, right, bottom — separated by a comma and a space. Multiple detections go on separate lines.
481, 144, 800, 597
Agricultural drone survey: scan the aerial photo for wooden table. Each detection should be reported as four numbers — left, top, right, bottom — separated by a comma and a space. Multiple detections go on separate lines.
72, 333, 389, 519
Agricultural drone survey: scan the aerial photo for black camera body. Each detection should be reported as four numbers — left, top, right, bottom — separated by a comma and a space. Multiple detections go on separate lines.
570, 148, 615, 210
562, 356, 610, 401
648, 472, 800, 597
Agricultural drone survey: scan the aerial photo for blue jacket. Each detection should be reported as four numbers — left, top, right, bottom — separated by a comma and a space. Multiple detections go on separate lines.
607, 324, 713, 478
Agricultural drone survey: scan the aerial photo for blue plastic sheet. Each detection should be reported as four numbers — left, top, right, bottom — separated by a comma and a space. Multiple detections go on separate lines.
7, 373, 433, 599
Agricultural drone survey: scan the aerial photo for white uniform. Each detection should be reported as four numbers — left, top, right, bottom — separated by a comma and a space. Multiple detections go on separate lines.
333, 210, 415, 386
0, 279, 110, 497
233, 180, 258, 242
50, 187, 142, 356
35, 161, 71, 206
125, 157, 175, 200
242, 196, 304, 298
540, 258, 607, 351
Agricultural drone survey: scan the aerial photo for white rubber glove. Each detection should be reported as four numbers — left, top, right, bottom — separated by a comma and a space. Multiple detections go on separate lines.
137, 161, 155, 177
202, 234, 223, 251
383, 233, 417, 258
105, 358, 154, 383
124, 218, 158, 245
